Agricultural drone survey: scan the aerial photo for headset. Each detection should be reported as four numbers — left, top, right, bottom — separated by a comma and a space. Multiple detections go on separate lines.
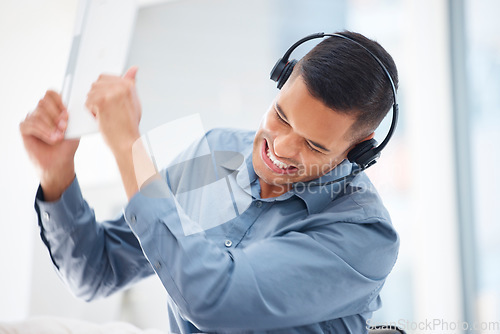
270, 32, 399, 188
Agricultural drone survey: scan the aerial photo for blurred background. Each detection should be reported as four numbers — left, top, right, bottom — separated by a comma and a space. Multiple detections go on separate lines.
0, 0, 499, 333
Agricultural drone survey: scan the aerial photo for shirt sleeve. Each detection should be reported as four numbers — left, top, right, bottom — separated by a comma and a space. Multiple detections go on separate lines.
35, 177, 154, 301
124, 179, 400, 331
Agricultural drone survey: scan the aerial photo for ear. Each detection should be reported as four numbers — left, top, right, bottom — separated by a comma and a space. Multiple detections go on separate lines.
340, 132, 375, 161
360, 132, 375, 142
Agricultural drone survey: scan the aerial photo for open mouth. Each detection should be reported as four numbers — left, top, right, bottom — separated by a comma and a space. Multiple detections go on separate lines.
261, 139, 299, 175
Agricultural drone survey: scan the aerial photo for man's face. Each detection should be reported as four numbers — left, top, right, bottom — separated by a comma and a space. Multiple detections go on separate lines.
252, 75, 357, 197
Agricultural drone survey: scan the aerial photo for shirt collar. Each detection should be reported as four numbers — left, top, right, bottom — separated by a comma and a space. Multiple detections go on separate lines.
224, 148, 357, 213
235, 150, 295, 201
217, 149, 255, 197
292, 159, 355, 214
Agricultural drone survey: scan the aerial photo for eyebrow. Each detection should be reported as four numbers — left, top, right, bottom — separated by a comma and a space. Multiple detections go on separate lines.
275, 102, 331, 153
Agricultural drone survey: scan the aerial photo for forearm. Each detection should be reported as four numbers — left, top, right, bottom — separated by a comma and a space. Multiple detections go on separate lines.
36, 177, 153, 300
40, 162, 76, 202
114, 145, 140, 200
113, 138, 158, 201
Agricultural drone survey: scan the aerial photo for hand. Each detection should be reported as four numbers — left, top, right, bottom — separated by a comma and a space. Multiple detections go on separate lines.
85, 66, 144, 199
20, 90, 80, 201
86, 66, 142, 156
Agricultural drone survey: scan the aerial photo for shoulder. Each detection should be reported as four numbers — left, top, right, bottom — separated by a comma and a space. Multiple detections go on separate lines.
323, 171, 391, 225
164, 128, 255, 185
315, 172, 400, 278
168, 128, 254, 164
204, 128, 256, 151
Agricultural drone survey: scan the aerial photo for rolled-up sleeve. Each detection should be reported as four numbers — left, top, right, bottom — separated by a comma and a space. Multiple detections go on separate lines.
35, 177, 154, 301
124, 180, 399, 331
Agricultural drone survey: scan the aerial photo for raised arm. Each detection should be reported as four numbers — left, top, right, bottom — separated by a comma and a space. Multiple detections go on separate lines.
20, 90, 79, 201
34, 177, 154, 300
85, 66, 150, 200
22, 83, 154, 300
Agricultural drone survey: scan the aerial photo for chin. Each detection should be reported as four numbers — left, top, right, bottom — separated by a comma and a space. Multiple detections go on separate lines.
252, 152, 299, 189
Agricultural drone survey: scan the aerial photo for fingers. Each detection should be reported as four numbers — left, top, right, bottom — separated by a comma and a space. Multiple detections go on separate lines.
84, 69, 142, 155
123, 66, 138, 82
45, 90, 66, 113
20, 91, 68, 144
20, 115, 63, 144
85, 70, 137, 116
33, 90, 64, 121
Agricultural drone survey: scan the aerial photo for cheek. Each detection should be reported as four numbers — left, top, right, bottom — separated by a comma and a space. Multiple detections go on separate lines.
259, 110, 281, 133
302, 155, 339, 176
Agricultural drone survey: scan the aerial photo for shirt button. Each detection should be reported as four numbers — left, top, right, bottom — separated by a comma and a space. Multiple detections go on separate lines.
130, 214, 137, 224
42, 211, 50, 221
224, 240, 233, 247
255, 201, 262, 208
154, 261, 161, 270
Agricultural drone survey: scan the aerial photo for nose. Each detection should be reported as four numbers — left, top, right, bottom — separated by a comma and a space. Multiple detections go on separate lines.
273, 132, 301, 159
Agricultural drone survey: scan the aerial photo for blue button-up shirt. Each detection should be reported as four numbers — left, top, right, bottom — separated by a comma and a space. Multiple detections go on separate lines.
35, 128, 399, 334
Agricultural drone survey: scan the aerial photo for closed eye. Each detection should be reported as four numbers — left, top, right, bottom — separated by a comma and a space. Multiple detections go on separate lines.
274, 108, 288, 125
274, 106, 323, 154
306, 141, 322, 153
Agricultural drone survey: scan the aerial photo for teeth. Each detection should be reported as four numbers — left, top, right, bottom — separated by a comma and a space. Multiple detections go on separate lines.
266, 148, 290, 169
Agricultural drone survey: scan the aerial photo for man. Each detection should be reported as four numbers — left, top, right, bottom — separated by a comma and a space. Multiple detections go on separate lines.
20, 31, 399, 333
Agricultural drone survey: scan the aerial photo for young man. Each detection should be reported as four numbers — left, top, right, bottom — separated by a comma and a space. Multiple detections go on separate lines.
20, 31, 399, 333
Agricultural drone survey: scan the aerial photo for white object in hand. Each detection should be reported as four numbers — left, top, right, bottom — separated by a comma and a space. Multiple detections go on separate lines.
62, 0, 137, 138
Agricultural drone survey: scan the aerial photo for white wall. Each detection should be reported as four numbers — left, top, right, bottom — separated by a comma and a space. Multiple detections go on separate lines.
345, 1, 464, 330
404, 0, 463, 326
0, 0, 78, 320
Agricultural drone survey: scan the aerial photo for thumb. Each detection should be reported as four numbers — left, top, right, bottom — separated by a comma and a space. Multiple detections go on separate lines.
124, 66, 138, 82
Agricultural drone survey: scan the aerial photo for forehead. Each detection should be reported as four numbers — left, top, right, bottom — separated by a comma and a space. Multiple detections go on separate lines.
277, 76, 356, 151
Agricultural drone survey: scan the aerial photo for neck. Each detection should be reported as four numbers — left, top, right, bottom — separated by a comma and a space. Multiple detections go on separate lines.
259, 178, 291, 199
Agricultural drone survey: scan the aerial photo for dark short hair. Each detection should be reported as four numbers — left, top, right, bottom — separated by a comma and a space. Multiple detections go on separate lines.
294, 31, 399, 142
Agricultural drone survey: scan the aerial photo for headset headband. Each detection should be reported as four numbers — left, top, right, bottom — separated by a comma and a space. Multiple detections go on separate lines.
270, 32, 399, 170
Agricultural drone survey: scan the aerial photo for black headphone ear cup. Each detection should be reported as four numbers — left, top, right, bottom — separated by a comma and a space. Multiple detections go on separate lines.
277, 59, 297, 89
347, 138, 380, 167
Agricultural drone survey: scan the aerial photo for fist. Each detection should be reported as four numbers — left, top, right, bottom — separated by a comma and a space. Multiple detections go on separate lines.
19, 90, 80, 200
21, 90, 68, 144
86, 66, 142, 155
